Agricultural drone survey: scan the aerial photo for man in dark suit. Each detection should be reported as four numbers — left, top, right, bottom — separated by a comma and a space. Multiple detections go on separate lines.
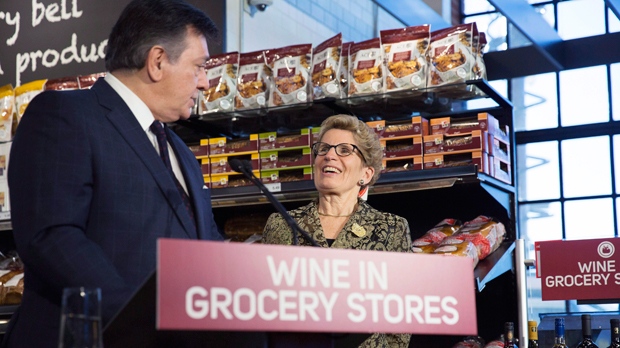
2, 1, 223, 346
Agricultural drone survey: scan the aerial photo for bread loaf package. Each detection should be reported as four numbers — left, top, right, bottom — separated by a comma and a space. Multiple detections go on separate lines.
450, 215, 506, 260
433, 237, 479, 268
412, 218, 461, 250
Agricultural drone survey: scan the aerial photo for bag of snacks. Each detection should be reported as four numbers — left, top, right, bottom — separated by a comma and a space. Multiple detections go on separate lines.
14, 79, 46, 124
0, 85, 15, 142
265, 44, 312, 107
348, 38, 384, 96
473, 31, 488, 80
338, 41, 353, 98
427, 23, 477, 87
200, 52, 238, 114
235, 50, 270, 110
381, 25, 430, 92
311, 33, 342, 100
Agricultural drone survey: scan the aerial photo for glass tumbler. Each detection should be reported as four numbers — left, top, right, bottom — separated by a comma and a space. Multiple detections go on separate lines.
58, 287, 103, 348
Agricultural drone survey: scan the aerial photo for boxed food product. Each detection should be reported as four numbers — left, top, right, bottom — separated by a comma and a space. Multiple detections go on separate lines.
188, 139, 209, 159
210, 171, 259, 189
382, 136, 423, 158
224, 213, 270, 242
265, 44, 312, 107
259, 130, 311, 151
423, 151, 489, 174
488, 134, 510, 163
382, 156, 422, 173
368, 116, 429, 139
311, 33, 342, 100
430, 112, 499, 136
78, 72, 106, 89
208, 134, 259, 157
261, 166, 312, 184
199, 52, 238, 114
260, 148, 312, 170
427, 23, 477, 88
348, 38, 384, 96
235, 50, 269, 110
44, 76, 80, 91
423, 130, 487, 155
381, 25, 430, 92
492, 156, 511, 184
208, 153, 260, 175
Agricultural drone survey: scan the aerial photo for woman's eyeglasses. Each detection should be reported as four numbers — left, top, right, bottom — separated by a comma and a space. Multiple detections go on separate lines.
311, 142, 366, 162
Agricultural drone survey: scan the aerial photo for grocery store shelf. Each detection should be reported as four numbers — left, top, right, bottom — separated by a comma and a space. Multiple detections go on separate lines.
475, 241, 515, 292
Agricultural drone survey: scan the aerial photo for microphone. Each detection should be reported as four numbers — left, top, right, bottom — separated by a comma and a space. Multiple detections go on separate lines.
228, 158, 319, 247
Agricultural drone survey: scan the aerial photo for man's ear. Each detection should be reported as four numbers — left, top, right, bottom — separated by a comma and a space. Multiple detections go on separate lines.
146, 46, 166, 82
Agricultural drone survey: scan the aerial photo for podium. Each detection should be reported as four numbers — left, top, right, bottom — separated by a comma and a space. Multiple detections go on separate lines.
103, 272, 370, 347
104, 238, 478, 347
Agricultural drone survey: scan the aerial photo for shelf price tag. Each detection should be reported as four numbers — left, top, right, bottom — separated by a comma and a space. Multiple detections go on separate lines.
265, 182, 281, 192
535, 238, 620, 301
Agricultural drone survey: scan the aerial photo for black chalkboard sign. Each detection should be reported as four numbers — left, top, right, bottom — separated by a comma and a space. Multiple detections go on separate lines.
0, 0, 225, 87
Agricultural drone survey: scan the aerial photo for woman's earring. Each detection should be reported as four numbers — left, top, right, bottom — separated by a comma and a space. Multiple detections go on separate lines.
358, 180, 365, 186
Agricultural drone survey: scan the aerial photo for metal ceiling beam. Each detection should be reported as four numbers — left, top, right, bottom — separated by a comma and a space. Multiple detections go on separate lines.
605, 0, 620, 20
372, 0, 451, 30
485, 32, 620, 80
487, 0, 564, 71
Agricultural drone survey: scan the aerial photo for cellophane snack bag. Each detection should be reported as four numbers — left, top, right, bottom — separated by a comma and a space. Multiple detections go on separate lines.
338, 42, 352, 98
264, 44, 312, 107
427, 23, 477, 87
200, 52, 238, 114
473, 31, 488, 80
14, 79, 46, 124
78, 72, 106, 89
381, 25, 430, 92
348, 38, 384, 96
311, 33, 342, 100
235, 50, 270, 110
44, 76, 80, 91
0, 85, 14, 142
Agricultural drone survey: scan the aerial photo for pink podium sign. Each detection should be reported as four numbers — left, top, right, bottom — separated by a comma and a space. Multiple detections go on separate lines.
156, 238, 477, 335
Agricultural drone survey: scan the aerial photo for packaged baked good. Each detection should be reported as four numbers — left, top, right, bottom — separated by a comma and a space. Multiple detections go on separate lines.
381, 25, 430, 92
265, 44, 312, 107
473, 32, 488, 81
0, 84, 15, 142
434, 237, 478, 268
78, 72, 106, 89
235, 50, 270, 110
427, 23, 477, 87
44, 76, 80, 91
311, 33, 342, 100
14, 79, 46, 124
338, 42, 352, 98
452, 215, 506, 260
412, 218, 462, 247
200, 52, 238, 114
348, 38, 384, 96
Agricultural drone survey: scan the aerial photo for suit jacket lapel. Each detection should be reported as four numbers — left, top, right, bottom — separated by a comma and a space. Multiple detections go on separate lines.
91, 79, 197, 238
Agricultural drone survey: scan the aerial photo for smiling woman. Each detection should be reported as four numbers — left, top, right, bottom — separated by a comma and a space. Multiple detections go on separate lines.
262, 114, 414, 348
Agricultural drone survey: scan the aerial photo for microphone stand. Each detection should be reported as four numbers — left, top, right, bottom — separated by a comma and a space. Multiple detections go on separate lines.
228, 159, 320, 247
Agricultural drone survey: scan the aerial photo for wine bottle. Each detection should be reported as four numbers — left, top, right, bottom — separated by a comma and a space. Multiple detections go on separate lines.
553, 318, 569, 348
577, 314, 599, 348
528, 320, 539, 348
504, 322, 518, 348
608, 319, 620, 348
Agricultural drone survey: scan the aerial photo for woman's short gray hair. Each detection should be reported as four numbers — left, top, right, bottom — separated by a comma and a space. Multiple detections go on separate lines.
316, 114, 383, 186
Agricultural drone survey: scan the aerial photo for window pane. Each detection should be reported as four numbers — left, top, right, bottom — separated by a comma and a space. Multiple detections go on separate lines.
561, 136, 612, 198
564, 198, 615, 240
508, 23, 531, 49
559, 66, 609, 127
463, 0, 495, 15
464, 13, 507, 52
537, 4, 555, 28
512, 73, 558, 131
519, 202, 563, 257
517, 142, 560, 201
613, 135, 620, 193
609, 8, 620, 33
557, 0, 606, 40
526, 269, 566, 321
613, 63, 620, 121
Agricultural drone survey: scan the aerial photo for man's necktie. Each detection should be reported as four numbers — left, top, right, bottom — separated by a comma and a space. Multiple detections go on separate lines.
150, 121, 195, 225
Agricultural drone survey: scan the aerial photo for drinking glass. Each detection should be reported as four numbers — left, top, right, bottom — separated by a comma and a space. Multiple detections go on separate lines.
58, 287, 103, 348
